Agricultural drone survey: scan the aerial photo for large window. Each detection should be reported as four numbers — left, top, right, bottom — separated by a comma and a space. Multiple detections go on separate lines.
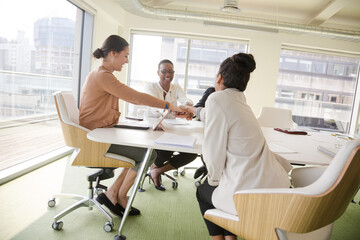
127, 32, 248, 115
275, 48, 360, 133
0, 0, 88, 171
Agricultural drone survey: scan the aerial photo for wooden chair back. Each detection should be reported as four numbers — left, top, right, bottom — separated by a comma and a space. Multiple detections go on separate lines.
54, 91, 134, 168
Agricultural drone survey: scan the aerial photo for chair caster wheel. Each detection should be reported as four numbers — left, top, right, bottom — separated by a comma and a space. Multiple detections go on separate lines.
180, 170, 185, 176
173, 170, 178, 177
195, 181, 201, 187
137, 188, 146, 192
172, 181, 178, 189
48, 198, 56, 207
114, 234, 126, 240
52, 221, 63, 230
104, 221, 113, 232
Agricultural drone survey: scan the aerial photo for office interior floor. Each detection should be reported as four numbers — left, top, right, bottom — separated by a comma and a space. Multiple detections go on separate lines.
0, 155, 359, 240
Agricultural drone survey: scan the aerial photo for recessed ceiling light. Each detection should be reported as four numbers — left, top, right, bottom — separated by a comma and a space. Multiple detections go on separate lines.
221, 0, 241, 13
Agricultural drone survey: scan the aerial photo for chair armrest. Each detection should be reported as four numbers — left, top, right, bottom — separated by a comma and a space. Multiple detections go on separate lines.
204, 209, 239, 222
204, 209, 240, 237
104, 153, 136, 166
290, 166, 327, 188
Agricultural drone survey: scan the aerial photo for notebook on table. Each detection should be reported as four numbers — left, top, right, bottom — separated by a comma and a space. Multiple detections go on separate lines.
114, 110, 170, 131
113, 124, 149, 130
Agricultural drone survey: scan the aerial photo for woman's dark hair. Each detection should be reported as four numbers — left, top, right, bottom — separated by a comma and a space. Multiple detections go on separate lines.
93, 35, 129, 59
158, 59, 173, 70
218, 53, 256, 91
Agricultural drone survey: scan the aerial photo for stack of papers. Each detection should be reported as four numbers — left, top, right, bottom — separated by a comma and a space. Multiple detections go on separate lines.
268, 143, 297, 154
155, 132, 197, 148
163, 119, 190, 125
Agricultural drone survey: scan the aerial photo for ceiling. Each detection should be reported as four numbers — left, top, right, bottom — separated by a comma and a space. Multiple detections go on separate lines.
118, 0, 360, 41
139, 0, 360, 30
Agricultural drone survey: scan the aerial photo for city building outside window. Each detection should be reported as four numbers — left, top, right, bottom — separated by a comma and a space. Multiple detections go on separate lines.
275, 48, 360, 133
0, 0, 87, 171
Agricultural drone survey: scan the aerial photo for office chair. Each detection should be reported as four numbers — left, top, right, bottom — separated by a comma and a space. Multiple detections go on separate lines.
257, 106, 297, 129
49, 91, 135, 232
204, 139, 360, 240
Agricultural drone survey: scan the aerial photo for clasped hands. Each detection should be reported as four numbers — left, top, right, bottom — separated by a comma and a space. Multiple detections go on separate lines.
171, 105, 197, 120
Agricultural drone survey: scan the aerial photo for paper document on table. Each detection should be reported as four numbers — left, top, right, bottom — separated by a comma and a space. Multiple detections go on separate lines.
268, 143, 297, 154
163, 119, 190, 125
155, 132, 196, 148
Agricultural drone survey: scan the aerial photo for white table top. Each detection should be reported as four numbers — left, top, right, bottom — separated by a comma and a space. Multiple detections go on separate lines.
262, 127, 339, 165
87, 120, 204, 154
87, 120, 341, 166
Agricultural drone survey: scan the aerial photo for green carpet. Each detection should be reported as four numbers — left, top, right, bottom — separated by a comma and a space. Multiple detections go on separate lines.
0, 156, 359, 240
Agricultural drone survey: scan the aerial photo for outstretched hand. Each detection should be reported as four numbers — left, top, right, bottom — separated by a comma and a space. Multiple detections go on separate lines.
174, 110, 194, 120
168, 103, 194, 120
172, 105, 195, 120
180, 105, 197, 115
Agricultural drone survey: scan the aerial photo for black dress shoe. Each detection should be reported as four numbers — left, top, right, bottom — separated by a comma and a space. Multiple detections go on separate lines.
96, 193, 123, 217
116, 204, 141, 216
148, 173, 166, 191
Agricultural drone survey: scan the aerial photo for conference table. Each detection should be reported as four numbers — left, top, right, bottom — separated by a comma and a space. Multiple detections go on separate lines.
87, 119, 341, 239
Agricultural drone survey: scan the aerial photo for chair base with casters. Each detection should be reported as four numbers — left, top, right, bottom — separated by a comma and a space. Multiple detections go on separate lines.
48, 168, 116, 232
173, 166, 197, 177
171, 154, 206, 187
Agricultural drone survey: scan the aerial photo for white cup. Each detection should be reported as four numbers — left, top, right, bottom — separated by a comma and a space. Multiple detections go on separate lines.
137, 108, 148, 120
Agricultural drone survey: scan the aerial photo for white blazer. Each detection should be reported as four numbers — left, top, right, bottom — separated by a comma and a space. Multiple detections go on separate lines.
144, 82, 193, 118
203, 88, 291, 215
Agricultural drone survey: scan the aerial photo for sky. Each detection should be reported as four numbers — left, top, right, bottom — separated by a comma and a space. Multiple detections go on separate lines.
0, 0, 77, 42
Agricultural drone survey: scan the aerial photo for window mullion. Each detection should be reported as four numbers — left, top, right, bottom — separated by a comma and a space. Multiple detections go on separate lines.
183, 39, 191, 92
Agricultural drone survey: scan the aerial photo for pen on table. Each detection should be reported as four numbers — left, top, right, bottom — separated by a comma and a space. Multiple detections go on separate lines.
330, 134, 354, 140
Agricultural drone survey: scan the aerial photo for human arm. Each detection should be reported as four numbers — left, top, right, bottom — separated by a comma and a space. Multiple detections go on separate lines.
143, 83, 163, 118
181, 86, 215, 121
180, 105, 206, 122
102, 72, 183, 112
194, 87, 215, 107
202, 96, 228, 186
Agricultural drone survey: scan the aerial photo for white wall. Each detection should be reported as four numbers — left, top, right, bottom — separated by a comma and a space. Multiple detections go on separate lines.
83, 0, 360, 117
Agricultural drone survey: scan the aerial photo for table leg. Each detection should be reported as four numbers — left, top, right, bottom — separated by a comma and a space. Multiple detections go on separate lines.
115, 148, 153, 240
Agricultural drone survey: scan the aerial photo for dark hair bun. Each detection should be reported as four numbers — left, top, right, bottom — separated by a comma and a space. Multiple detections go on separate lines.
233, 53, 256, 73
93, 48, 104, 59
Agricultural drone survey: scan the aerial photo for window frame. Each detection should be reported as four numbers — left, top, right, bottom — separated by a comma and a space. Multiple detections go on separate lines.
127, 30, 249, 88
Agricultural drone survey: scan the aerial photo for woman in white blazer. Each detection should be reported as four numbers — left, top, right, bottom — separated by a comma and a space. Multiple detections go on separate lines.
195, 53, 291, 240
144, 59, 197, 191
